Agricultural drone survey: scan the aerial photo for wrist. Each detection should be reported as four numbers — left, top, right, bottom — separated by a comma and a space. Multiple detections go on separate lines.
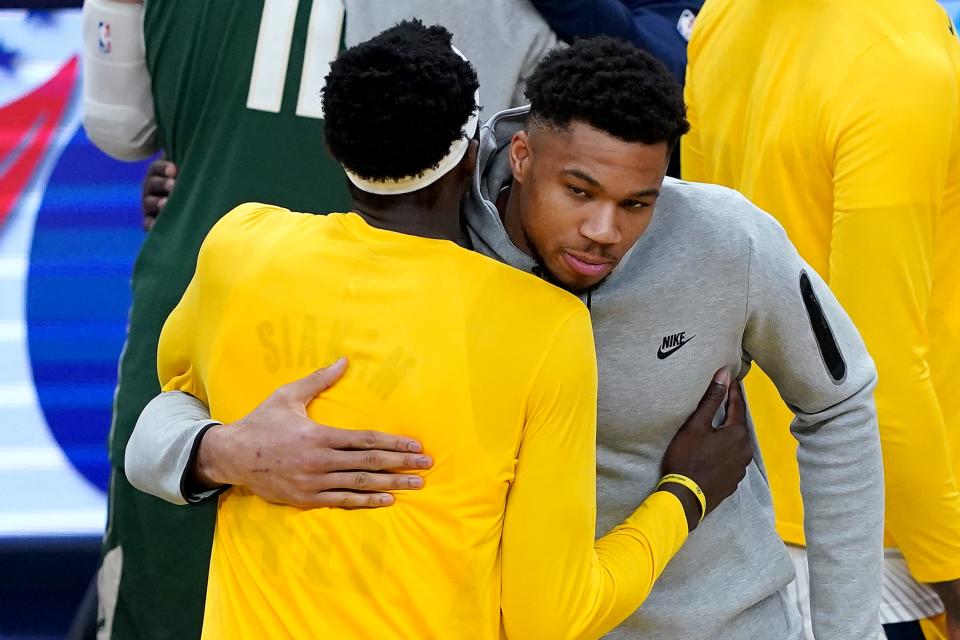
657, 484, 701, 532
193, 423, 234, 489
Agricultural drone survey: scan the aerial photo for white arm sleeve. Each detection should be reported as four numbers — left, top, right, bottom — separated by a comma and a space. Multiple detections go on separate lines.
81, 0, 157, 161
126, 391, 222, 505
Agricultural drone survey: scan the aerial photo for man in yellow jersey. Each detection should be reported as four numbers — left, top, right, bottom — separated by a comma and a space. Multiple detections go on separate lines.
683, 1, 960, 638
157, 22, 752, 638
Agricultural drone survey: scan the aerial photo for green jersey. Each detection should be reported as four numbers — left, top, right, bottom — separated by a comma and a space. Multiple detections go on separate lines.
111, 0, 350, 465
101, 3, 349, 638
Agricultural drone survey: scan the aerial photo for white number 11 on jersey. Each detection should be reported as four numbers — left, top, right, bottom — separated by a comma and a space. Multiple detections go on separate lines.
246, 0, 345, 119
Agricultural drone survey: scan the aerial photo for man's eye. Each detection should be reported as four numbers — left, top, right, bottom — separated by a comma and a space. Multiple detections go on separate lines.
568, 185, 589, 198
622, 200, 649, 210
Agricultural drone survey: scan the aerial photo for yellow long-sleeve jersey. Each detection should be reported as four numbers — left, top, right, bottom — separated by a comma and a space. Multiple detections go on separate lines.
682, 0, 960, 582
157, 204, 688, 639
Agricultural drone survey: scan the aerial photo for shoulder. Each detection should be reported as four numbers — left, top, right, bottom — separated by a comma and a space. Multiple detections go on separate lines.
201, 202, 315, 256
825, 29, 958, 153
208, 202, 294, 236
464, 247, 588, 317
656, 178, 788, 258
852, 27, 956, 85
831, 12, 959, 111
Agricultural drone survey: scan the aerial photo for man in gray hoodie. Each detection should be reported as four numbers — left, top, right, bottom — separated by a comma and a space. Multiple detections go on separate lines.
126, 38, 884, 639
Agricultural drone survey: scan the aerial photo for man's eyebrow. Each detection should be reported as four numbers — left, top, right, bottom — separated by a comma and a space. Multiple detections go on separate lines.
563, 168, 660, 198
563, 168, 600, 187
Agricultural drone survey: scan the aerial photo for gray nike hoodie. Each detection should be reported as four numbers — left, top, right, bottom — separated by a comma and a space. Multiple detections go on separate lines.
464, 106, 884, 639
126, 106, 884, 639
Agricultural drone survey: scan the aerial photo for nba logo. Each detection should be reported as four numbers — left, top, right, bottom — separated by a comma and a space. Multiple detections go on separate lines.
676, 9, 696, 42
97, 20, 111, 53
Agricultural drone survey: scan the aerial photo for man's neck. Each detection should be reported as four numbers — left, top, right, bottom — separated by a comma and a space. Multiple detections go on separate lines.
496, 182, 533, 256
351, 199, 468, 246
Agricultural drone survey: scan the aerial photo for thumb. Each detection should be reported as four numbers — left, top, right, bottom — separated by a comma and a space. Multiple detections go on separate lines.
722, 379, 746, 427
686, 368, 730, 429
280, 357, 348, 404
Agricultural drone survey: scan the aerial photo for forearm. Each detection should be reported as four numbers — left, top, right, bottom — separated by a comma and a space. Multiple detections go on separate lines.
125, 391, 221, 504
587, 491, 690, 634
81, 0, 157, 160
794, 379, 884, 639
502, 490, 688, 640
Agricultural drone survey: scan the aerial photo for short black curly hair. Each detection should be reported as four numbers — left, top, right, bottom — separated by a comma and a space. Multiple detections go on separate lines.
322, 20, 479, 181
525, 37, 689, 149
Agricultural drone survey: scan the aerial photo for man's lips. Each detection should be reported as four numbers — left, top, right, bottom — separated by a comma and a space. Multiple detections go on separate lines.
562, 251, 614, 278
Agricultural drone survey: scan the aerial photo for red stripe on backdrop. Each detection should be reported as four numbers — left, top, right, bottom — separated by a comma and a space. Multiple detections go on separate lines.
0, 54, 77, 228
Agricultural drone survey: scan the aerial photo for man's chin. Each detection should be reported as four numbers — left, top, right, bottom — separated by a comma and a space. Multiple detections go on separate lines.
530, 249, 608, 295
547, 268, 608, 296
567, 276, 609, 296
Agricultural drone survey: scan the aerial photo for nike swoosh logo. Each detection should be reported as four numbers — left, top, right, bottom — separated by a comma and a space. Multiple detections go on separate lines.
657, 335, 695, 360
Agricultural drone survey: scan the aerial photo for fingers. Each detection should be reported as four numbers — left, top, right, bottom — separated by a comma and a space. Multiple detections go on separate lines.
304, 472, 427, 508
325, 427, 423, 454
279, 358, 348, 404
327, 449, 433, 473
318, 471, 424, 492
142, 161, 175, 231
686, 368, 731, 428
146, 158, 177, 178
723, 380, 747, 427
142, 195, 167, 222
142, 172, 170, 229
146, 158, 169, 178
144, 175, 174, 197
143, 193, 165, 209
307, 491, 395, 509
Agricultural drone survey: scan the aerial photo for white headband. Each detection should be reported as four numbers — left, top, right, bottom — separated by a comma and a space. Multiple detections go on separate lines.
344, 45, 480, 196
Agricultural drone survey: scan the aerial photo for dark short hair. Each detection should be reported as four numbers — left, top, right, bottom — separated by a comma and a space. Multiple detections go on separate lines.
525, 37, 690, 149
321, 20, 479, 181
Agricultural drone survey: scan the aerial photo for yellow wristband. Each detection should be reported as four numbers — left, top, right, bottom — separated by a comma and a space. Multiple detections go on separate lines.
657, 473, 706, 525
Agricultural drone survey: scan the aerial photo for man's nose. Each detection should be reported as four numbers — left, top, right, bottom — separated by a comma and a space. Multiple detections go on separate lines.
580, 204, 621, 246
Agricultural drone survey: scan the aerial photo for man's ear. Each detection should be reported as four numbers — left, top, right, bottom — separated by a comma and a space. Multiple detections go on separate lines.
509, 130, 532, 184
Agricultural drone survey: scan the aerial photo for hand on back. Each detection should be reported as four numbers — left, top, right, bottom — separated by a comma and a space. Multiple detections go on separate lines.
193, 358, 434, 509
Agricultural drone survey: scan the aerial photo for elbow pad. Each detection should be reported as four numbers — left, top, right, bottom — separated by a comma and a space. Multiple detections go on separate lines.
81, 0, 157, 161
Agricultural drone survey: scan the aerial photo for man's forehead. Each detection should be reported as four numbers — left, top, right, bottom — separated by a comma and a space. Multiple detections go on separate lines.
527, 119, 662, 159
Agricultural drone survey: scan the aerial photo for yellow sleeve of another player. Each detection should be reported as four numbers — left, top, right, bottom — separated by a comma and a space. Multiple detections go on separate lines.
500, 306, 688, 640
678, 12, 709, 184
828, 33, 960, 582
679, 73, 705, 183
157, 202, 274, 402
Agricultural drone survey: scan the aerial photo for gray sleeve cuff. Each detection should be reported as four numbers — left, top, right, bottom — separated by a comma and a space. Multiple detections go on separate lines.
125, 391, 224, 505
